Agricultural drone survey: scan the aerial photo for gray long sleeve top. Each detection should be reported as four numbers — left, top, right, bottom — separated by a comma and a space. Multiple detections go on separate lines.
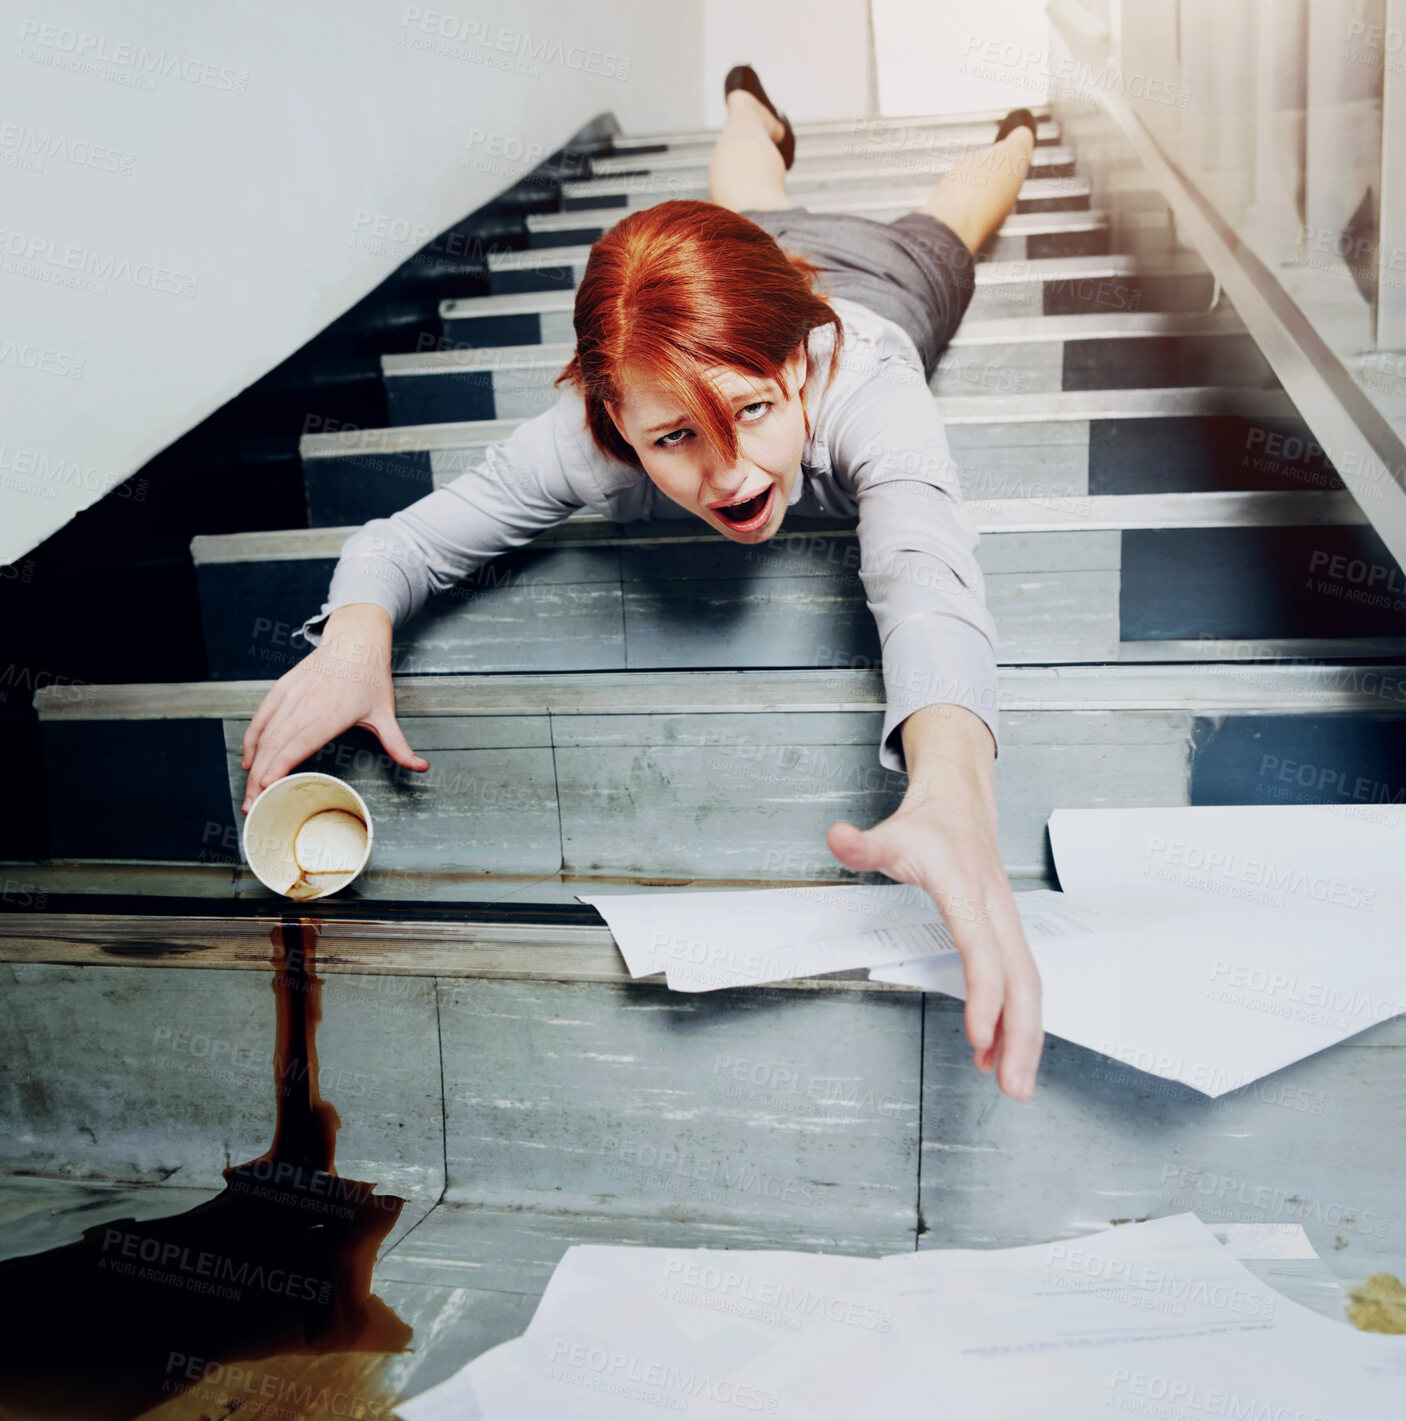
298, 295, 999, 774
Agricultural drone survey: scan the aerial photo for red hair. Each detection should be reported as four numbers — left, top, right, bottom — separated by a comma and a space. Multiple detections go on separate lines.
555, 199, 844, 469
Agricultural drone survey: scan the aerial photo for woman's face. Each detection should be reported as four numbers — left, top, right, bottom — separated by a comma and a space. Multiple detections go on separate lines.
607, 343, 808, 544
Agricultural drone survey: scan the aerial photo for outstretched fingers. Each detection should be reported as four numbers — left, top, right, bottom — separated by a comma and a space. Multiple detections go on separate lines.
241, 681, 287, 771
369, 710, 430, 774
946, 886, 1043, 1099
828, 814, 1043, 1101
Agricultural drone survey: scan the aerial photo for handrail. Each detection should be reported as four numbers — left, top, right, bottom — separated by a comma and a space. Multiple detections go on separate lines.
1046, 0, 1406, 570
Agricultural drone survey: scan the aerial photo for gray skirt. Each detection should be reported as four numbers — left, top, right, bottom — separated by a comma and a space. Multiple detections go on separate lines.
736, 207, 976, 381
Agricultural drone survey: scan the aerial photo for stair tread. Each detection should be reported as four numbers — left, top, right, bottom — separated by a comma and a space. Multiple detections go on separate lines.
428, 251, 1206, 320
592, 123, 1063, 175
484, 209, 1114, 274
412, 310, 1248, 375
191, 490, 1366, 564
560, 144, 1076, 202
526, 175, 1095, 233
616, 104, 1054, 149
299, 385, 1297, 463
586, 142, 1077, 182
35, 661, 1406, 720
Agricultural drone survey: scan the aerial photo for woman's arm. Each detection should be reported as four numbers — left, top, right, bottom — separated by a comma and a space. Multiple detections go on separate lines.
827, 702, 1042, 1102
242, 395, 593, 807
295, 393, 595, 648
241, 602, 415, 811
823, 352, 1043, 1100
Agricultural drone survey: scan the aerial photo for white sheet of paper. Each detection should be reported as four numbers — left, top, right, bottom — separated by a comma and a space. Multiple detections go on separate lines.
1048, 803, 1406, 915
576, 882, 942, 982
874, 806, 1406, 1094
397, 1245, 927, 1419
579, 885, 1122, 992
396, 1215, 1406, 1421
880, 1212, 1406, 1420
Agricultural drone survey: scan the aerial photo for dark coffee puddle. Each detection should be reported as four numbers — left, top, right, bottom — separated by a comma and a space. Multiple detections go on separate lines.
0, 918, 411, 1420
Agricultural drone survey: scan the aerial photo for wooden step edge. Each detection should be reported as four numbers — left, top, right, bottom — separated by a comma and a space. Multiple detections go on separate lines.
34, 662, 1406, 722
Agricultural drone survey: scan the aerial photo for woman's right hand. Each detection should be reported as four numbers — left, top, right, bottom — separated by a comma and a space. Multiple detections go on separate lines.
240, 603, 429, 813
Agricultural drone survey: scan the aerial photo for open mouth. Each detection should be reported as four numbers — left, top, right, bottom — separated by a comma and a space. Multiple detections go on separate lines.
711, 485, 775, 532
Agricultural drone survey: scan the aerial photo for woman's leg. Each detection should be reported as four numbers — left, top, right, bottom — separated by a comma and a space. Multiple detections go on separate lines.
921, 126, 1036, 255
708, 89, 792, 212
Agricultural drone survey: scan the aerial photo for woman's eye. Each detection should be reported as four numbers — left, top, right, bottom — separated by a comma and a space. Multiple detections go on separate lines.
653, 401, 769, 449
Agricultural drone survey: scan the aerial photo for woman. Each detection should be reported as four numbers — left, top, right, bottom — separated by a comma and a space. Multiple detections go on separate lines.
241, 70, 1044, 1101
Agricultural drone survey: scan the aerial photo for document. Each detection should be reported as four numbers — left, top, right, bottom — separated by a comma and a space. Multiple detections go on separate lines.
578, 884, 1115, 991
582, 807, 1406, 1089
872, 805, 1406, 1094
880, 1212, 1406, 1420
396, 1214, 1406, 1420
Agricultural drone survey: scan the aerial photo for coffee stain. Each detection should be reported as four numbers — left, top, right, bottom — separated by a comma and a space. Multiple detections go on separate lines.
1346, 1272, 1406, 1334
0, 918, 411, 1420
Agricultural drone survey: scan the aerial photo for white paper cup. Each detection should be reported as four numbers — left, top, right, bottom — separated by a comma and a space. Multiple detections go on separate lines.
243, 772, 373, 900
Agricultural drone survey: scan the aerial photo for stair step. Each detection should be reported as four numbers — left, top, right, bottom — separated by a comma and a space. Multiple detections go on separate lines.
33, 664, 1406, 890
417, 251, 1213, 367
481, 211, 1116, 296
529, 176, 1094, 249
559, 145, 1078, 210
590, 121, 1064, 178
298, 386, 1335, 527
412, 311, 1266, 421
195, 490, 1366, 562
587, 140, 1078, 186
524, 202, 1173, 257
609, 108, 1057, 156
186, 491, 1406, 680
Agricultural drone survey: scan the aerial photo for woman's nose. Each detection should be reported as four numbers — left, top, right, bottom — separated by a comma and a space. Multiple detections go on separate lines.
703, 466, 749, 500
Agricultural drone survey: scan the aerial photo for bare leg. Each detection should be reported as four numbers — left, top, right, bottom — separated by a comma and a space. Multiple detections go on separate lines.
709, 89, 791, 212
921, 126, 1036, 255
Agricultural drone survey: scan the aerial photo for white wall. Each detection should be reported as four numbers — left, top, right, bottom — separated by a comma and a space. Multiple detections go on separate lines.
1, 0, 703, 564
701, 0, 873, 127
873, 0, 1051, 116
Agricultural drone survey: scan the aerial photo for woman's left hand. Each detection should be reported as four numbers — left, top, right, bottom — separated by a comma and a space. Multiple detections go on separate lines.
826, 703, 1043, 1102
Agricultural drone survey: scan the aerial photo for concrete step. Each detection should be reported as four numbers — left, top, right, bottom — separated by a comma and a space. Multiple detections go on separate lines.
1, 954, 1395, 1318
408, 250, 1214, 372
523, 202, 1175, 260
481, 210, 1118, 297
299, 386, 1334, 527
558, 143, 1078, 210
187, 490, 1406, 681
607, 108, 1059, 159
585, 137, 1078, 186
528, 175, 1096, 250
33, 662, 1406, 892
590, 120, 1065, 178
408, 311, 1267, 424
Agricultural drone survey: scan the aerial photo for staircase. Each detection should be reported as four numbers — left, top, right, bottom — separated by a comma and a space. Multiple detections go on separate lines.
3, 103, 1404, 1397
21, 106, 1406, 900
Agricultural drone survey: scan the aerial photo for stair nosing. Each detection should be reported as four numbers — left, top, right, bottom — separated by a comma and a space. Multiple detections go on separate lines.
558, 144, 1076, 201
526, 174, 1095, 232
420, 311, 1246, 366
299, 386, 1297, 460
615, 104, 1054, 149
483, 208, 1114, 273
36, 662, 1406, 721
421, 252, 1196, 322
190, 491, 1365, 565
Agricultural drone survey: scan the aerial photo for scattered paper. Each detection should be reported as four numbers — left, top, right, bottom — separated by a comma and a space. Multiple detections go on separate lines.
581, 807, 1406, 1090
578, 884, 1112, 992
396, 1214, 1406, 1420
873, 805, 1406, 1094
880, 1213, 1406, 1420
